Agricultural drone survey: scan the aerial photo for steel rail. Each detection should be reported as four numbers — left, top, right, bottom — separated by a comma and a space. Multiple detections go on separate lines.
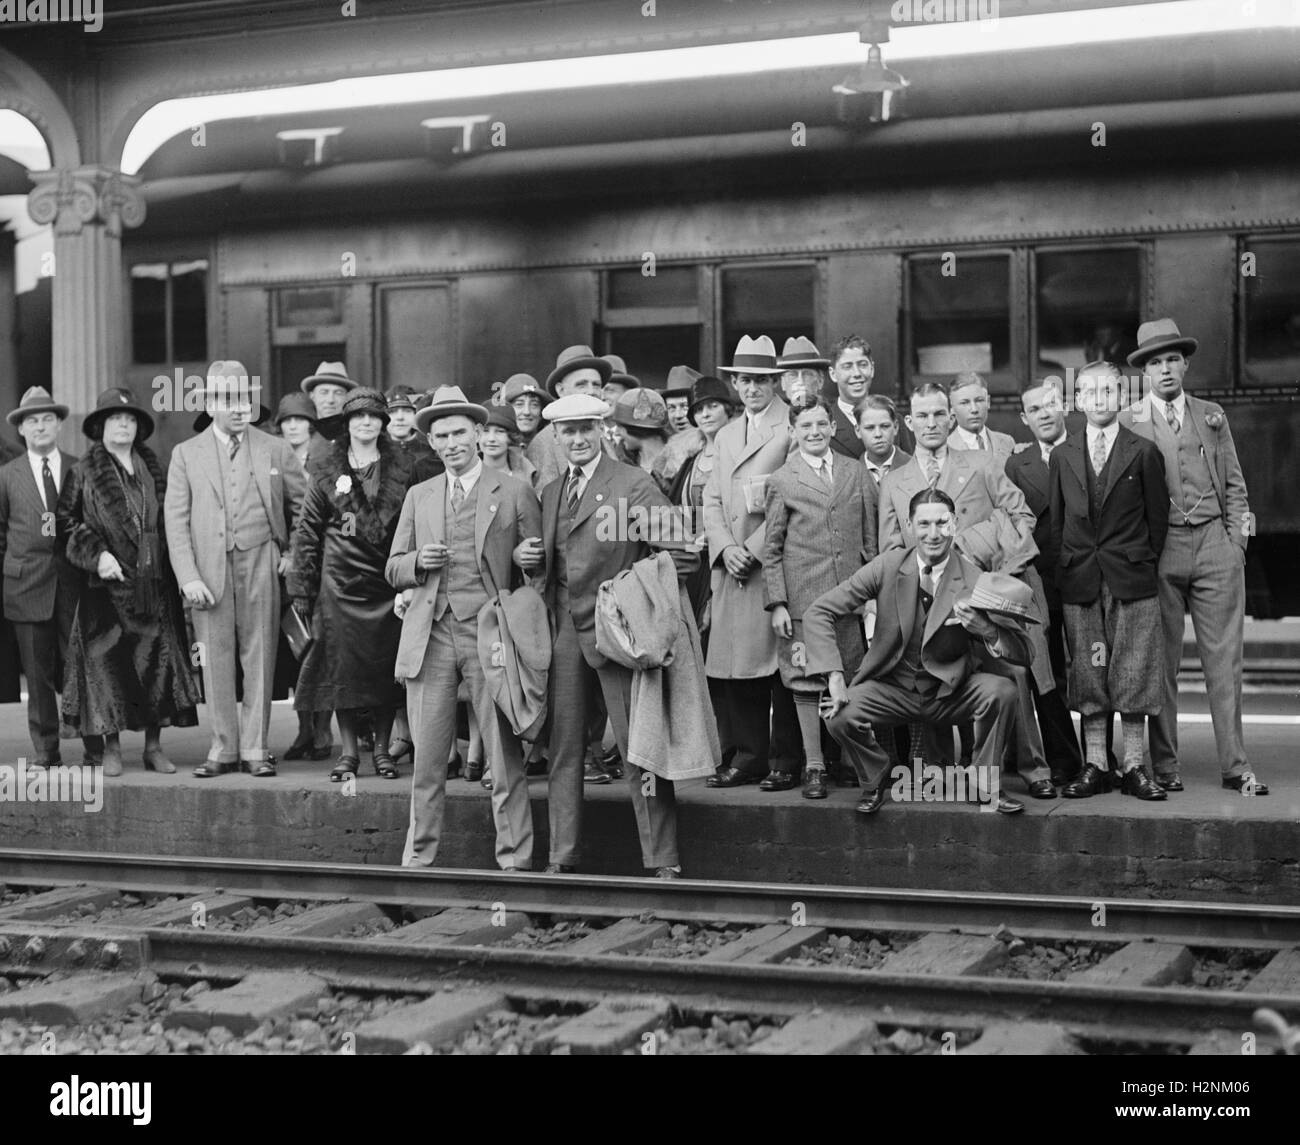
2, 848, 1299, 945
141, 929, 1300, 1036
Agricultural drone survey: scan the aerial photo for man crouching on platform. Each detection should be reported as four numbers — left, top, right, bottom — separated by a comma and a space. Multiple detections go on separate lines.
806, 487, 1031, 817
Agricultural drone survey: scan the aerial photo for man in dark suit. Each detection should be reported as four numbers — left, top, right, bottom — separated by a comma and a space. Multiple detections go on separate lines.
824, 334, 873, 460
0, 387, 100, 766
1005, 379, 1085, 786
807, 486, 1028, 817
386, 386, 539, 870
1120, 319, 1263, 795
1047, 361, 1169, 800
517, 393, 698, 877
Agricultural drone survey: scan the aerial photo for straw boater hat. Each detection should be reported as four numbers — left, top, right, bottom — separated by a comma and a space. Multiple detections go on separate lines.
274, 392, 317, 427
194, 359, 269, 432
544, 345, 612, 397
543, 393, 611, 423
6, 385, 68, 426
718, 335, 784, 376
1126, 319, 1199, 368
501, 373, 554, 407
663, 365, 701, 399
415, 385, 488, 434
777, 336, 831, 370
962, 571, 1041, 629
688, 376, 740, 422
339, 387, 390, 427
300, 361, 359, 395
601, 354, 640, 391
82, 387, 155, 442
610, 387, 669, 433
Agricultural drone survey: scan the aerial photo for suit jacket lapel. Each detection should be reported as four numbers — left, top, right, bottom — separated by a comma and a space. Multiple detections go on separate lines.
430, 474, 448, 544
202, 429, 224, 498
1185, 397, 1225, 506
251, 433, 273, 516
1101, 430, 1136, 506
831, 405, 858, 455
795, 456, 825, 495
1062, 434, 1087, 496
1126, 398, 1156, 444
572, 455, 611, 530
17, 455, 44, 516
896, 553, 919, 649
1019, 452, 1049, 501
937, 450, 970, 499
924, 553, 967, 645
474, 471, 500, 564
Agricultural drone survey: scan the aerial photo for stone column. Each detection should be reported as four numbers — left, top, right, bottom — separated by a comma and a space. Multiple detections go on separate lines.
26, 165, 146, 417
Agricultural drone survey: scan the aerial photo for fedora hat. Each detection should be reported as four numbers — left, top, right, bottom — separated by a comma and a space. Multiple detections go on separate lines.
777, 336, 830, 369
601, 354, 640, 391
484, 403, 519, 433
688, 375, 740, 422
300, 361, 359, 395
339, 387, 390, 427
544, 345, 612, 396
7, 385, 68, 427
719, 335, 783, 376
415, 385, 488, 433
963, 571, 1040, 628
663, 365, 702, 399
543, 393, 610, 423
273, 392, 317, 427
83, 387, 155, 442
1127, 319, 1198, 367
501, 372, 554, 407
611, 387, 669, 433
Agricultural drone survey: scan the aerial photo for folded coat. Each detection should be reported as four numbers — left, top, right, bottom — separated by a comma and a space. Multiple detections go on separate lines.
596, 552, 720, 782
478, 584, 551, 741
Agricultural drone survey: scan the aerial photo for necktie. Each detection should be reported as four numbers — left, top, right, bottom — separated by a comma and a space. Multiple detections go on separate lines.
924, 456, 940, 488
450, 477, 465, 511
1092, 432, 1107, 476
229, 433, 242, 461
41, 457, 58, 513
976, 433, 988, 450
920, 564, 934, 611
817, 458, 831, 488
566, 467, 582, 516
1164, 402, 1180, 434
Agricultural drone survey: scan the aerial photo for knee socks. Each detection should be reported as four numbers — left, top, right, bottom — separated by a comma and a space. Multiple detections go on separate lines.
795, 697, 824, 771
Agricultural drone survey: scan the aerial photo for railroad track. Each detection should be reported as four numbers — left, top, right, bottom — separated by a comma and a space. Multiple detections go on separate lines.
1, 849, 1298, 1055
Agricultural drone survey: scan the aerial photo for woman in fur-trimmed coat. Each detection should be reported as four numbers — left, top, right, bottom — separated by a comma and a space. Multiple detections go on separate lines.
287, 389, 415, 781
57, 393, 201, 776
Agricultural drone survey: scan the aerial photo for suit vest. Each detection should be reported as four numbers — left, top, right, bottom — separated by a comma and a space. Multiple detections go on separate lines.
433, 478, 490, 621
1152, 406, 1219, 525
216, 435, 272, 551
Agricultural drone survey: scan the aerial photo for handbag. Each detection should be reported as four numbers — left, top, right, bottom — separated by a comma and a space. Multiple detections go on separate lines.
281, 604, 315, 661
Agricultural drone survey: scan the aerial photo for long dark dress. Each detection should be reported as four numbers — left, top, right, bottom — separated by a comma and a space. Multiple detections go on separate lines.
287, 436, 412, 712
57, 444, 201, 735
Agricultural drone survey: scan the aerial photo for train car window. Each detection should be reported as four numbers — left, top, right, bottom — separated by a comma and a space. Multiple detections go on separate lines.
1242, 237, 1300, 385
601, 265, 704, 388
608, 267, 698, 309
1035, 248, 1140, 377
276, 286, 344, 328
130, 259, 209, 365
720, 264, 816, 359
604, 327, 700, 392
907, 253, 1011, 390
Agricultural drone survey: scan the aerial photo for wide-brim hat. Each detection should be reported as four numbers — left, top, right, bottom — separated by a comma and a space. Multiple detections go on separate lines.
7, 386, 69, 427
688, 376, 740, 421
719, 334, 783, 375
778, 336, 830, 370
611, 387, 669, 433
1127, 319, 1198, 368
273, 393, 317, 427
501, 372, 553, 407
601, 354, 640, 390
663, 365, 702, 398
962, 571, 1040, 628
300, 360, 359, 395
339, 387, 390, 427
543, 393, 611, 423
416, 385, 488, 433
545, 345, 612, 396
83, 387, 155, 442
484, 404, 519, 433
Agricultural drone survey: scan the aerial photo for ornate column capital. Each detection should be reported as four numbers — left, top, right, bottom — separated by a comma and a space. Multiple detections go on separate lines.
28, 165, 146, 238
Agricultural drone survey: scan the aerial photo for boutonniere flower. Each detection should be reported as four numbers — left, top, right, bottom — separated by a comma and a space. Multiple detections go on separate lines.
1204, 412, 1224, 429
334, 474, 353, 496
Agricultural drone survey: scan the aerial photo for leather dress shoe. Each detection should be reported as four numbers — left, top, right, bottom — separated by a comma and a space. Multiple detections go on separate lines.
707, 767, 760, 788
654, 866, 681, 879
1026, 779, 1057, 800
855, 784, 887, 816
193, 760, 233, 779
599, 746, 624, 780
1155, 774, 1184, 792
995, 795, 1025, 814
801, 769, 829, 800
1120, 767, 1167, 801
543, 863, 575, 874
248, 760, 276, 778
1061, 764, 1111, 799
464, 758, 485, 783
1050, 768, 1081, 787
1222, 773, 1269, 796
758, 770, 796, 792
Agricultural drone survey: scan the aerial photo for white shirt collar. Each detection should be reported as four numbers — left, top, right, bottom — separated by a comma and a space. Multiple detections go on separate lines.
865, 446, 896, 473
567, 453, 602, 493
211, 423, 239, 447
917, 550, 950, 582
836, 397, 857, 423
27, 450, 60, 506
800, 450, 832, 476
448, 459, 483, 495
914, 442, 948, 466
1159, 392, 1186, 419
953, 425, 987, 450
1086, 422, 1120, 451
1040, 430, 1067, 463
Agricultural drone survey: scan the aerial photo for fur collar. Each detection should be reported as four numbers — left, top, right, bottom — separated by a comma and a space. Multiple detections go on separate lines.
653, 427, 707, 486
84, 441, 166, 518
314, 434, 412, 548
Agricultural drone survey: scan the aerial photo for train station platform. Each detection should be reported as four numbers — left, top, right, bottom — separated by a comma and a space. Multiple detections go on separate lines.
1, 690, 1295, 906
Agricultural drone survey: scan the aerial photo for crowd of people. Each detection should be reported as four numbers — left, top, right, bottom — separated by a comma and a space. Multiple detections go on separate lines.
0, 315, 1265, 876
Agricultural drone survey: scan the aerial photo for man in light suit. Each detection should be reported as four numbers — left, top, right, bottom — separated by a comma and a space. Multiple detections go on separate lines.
165, 362, 306, 777
386, 386, 538, 870
947, 373, 1016, 463
1120, 319, 1264, 795
702, 335, 800, 791
0, 387, 100, 767
808, 487, 1028, 817
516, 393, 697, 876
880, 383, 1053, 797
